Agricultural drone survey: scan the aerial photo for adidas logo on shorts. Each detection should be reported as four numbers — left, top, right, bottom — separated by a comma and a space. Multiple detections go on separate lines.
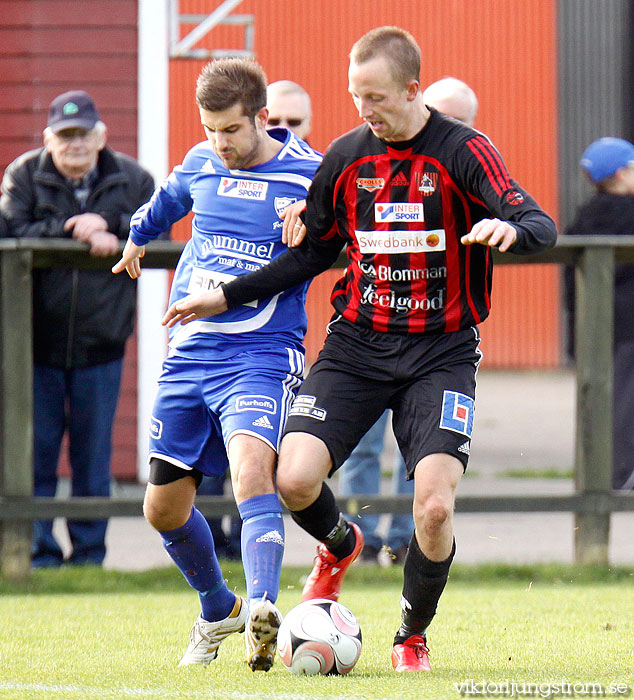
458, 441, 471, 455
256, 530, 284, 546
252, 415, 274, 429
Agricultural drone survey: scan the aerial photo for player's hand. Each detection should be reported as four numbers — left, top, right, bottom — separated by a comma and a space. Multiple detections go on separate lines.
65, 213, 109, 242
87, 231, 120, 257
281, 200, 307, 247
162, 289, 228, 327
461, 218, 517, 252
111, 237, 146, 278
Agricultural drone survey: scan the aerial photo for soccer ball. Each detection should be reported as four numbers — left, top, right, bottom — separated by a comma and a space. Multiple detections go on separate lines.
277, 599, 362, 675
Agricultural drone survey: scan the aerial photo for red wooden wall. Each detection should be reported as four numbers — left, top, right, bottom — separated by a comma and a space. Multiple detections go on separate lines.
168, 0, 560, 368
0, 0, 562, 482
0, 0, 139, 478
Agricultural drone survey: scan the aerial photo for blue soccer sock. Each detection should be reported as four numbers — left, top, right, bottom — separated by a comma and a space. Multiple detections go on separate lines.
238, 493, 284, 606
159, 507, 236, 622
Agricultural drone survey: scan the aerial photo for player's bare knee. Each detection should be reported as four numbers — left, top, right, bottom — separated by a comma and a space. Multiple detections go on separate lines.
277, 433, 331, 509
143, 493, 186, 531
143, 498, 169, 531
232, 462, 274, 502
277, 470, 319, 510
415, 495, 453, 536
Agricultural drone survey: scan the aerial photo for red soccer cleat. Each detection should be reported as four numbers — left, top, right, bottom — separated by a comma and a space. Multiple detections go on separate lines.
391, 635, 431, 672
301, 522, 364, 602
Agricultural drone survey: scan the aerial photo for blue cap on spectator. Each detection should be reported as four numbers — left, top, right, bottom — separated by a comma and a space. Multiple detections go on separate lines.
47, 90, 100, 133
580, 137, 634, 183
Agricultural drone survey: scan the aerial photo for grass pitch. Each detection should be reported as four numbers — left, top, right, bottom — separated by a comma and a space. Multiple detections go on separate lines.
0, 564, 632, 700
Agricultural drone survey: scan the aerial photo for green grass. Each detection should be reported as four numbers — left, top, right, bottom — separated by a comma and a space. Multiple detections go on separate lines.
1, 562, 632, 596
498, 468, 574, 480
1, 565, 633, 700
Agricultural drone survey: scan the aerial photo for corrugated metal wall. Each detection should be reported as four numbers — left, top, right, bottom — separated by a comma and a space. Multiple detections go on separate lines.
558, 0, 634, 230
169, 0, 560, 368
556, 0, 633, 362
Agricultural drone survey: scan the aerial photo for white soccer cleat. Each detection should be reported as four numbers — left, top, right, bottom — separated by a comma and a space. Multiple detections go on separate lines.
245, 597, 283, 672
178, 596, 247, 667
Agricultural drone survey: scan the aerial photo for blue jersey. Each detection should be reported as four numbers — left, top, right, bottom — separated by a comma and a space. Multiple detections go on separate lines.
130, 128, 322, 359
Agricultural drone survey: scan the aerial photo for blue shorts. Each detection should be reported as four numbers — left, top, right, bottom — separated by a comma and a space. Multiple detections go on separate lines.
149, 348, 304, 476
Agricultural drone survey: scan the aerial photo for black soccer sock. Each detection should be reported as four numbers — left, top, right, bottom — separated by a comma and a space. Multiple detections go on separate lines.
393, 533, 456, 645
289, 483, 356, 560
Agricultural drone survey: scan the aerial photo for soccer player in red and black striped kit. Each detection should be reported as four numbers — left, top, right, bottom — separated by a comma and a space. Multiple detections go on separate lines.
163, 26, 558, 672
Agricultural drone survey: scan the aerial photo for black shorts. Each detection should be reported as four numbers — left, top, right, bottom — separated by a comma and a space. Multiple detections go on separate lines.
284, 317, 481, 477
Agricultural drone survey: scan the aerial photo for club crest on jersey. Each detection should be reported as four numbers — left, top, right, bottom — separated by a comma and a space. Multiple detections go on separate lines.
439, 391, 474, 437
356, 177, 385, 192
274, 196, 298, 218
375, 203, 424, 223
236, 395, 277, 414
415, 171, 438, 196
218, 177, 268, 200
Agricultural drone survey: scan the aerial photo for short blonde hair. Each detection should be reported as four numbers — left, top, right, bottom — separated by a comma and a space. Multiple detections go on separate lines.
350, 26, 420, 87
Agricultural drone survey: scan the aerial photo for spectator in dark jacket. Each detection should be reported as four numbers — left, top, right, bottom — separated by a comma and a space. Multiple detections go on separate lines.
565, 137, 634, 490
0, 90, 155, 566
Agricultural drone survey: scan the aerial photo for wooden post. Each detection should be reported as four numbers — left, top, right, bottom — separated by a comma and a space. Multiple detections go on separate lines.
0, 247, 33, 581
574, 246, 613, 564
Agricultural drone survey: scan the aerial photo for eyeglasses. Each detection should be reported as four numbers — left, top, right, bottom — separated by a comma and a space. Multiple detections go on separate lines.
267, 118, 305, 128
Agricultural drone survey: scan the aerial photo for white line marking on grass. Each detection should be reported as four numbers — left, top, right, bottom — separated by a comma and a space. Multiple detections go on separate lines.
0, 682, 396, 700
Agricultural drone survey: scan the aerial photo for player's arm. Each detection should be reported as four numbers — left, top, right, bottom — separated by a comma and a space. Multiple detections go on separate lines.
163, 150, 343, 322
461, 218, 518, 252
161, 230, 342, 326
112, 237, 145, 278
162, 288, 226, 327
458, 136, 558, 254
228, 232, 342, 306
223, 153, 342, 307
112, 167, 192, 278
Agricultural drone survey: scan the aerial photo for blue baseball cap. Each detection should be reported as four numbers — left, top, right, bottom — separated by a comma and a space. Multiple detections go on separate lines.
580, 137, 634, 183
47, 90, 100, 133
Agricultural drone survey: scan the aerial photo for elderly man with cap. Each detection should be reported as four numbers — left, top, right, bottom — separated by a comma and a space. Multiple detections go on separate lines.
0, 90, 156, 566
565, 136, 634, 490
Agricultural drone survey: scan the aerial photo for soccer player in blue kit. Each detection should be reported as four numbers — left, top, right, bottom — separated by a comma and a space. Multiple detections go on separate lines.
112, 58, 321, 671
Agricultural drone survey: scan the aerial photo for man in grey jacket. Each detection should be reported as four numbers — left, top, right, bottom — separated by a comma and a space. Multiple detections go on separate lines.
0, 90, 155, 567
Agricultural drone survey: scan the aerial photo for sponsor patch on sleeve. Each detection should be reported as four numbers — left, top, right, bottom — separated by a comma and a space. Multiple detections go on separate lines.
439, 391, 474, 437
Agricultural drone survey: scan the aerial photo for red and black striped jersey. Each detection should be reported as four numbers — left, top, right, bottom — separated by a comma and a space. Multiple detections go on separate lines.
224, 109, 557, 335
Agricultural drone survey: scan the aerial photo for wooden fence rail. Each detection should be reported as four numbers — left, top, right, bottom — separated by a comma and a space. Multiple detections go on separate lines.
2, 237, 634, 581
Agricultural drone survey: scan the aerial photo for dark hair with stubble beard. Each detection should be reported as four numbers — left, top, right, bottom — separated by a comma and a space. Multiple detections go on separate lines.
350, 26, 421, 88
196, 58, 268, 121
